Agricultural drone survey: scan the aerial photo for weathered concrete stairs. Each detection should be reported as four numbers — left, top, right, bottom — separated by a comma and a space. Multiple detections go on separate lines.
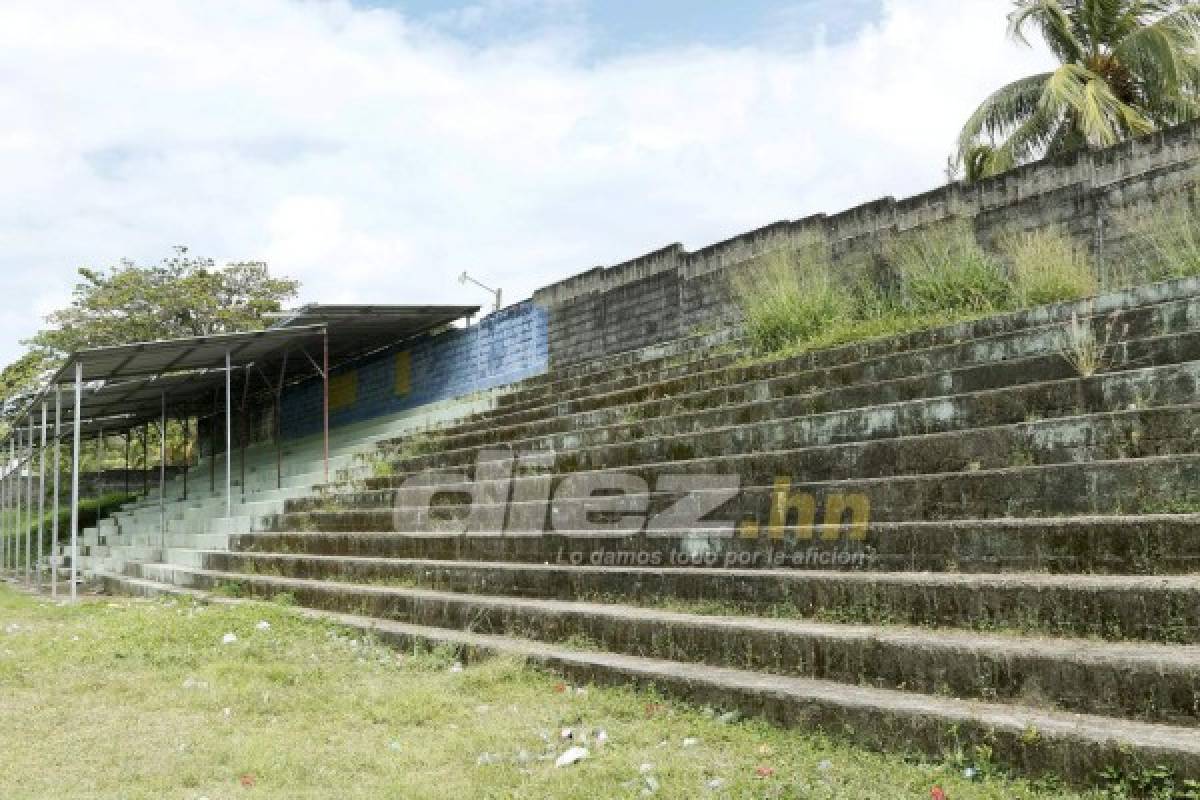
103, 280, 1200, 785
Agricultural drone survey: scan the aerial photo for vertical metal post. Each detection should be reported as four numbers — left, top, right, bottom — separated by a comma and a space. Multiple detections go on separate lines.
225, 349, 232, 517
95, 427, 104, 519
323, 328, 330, 483
124, 432, 130, 496
52, 387, 61, 599
70, 362, 82, 601
159, 393, 166, 551
210, 393, 217, 494
2, 439, 8, 572
142, 423, 149, 496
25, 418, 33, 585
15, 429, 23, 583
37, 402, 46, 590
182, 416, 189, 501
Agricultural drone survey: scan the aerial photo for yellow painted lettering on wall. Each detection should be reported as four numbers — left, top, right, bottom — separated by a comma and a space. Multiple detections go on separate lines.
395, 351, 412, 397
329, 371, 358, 411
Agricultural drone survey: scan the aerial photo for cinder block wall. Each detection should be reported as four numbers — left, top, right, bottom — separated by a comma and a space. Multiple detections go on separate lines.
278, 301, 548, 439
534, 120, 1200, 368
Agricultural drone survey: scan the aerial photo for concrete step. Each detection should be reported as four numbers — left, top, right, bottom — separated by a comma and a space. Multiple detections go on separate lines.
230, 514, 1200, 574
373, 327, 1200, 479
275, 453, 1200, 531
342, 404, 1200, 511
200, 551, 1200, 643
428, 293, 1200, 447
363, 360, 1200, 484
468, 287, 1200, 434
120, 565, 1200, 725
100, 570, 1200, 786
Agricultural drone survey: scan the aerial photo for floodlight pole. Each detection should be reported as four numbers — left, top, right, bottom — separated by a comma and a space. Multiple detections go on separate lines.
69, 362, 82, 601
37, 402, 46, 591
52, 387, 60, 599
159, 392, 166, 552
225, 349, 232, 517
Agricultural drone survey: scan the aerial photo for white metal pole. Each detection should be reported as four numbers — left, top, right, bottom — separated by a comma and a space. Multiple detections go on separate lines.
52, 387, 61, 598
15, 430, 23, 583
37, 402, 46, 591
26, 415, 34, 585
225, 349, 232, 517
69, 362, 82, 601
2, 440, 8, 572
159, 392, 166, 552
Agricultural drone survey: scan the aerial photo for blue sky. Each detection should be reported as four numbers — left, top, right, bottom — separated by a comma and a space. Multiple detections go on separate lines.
371, 0, 885, 53
0, 0, 1052, 365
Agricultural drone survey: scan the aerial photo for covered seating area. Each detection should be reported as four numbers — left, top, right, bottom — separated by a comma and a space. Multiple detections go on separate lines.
0, 304, 477, 600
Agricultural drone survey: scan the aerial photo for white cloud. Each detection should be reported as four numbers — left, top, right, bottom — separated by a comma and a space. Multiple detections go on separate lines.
0, 0, 1053, 364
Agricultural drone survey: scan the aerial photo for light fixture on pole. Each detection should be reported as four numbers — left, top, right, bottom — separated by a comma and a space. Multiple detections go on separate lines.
459, 271, 502, 313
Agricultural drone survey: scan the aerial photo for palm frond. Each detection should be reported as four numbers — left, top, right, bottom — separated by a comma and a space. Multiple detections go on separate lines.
1009, 0, 1087, 62
958, 72, 1053, 155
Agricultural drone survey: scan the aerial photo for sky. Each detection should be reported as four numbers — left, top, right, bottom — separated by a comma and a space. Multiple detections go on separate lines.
0, 0, 1054, 365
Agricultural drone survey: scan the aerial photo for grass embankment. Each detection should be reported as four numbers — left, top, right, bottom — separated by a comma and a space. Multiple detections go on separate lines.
732, 193, 1200, 359
0, 584, 1121, 800
0, 492, 135, 561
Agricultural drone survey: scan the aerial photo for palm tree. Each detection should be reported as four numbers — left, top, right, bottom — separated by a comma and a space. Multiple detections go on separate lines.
958, 1, 1200, 180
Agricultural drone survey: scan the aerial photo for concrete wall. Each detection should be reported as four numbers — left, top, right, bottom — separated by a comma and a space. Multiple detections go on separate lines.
279, 301, 548, 439
534, 119, 1200, 367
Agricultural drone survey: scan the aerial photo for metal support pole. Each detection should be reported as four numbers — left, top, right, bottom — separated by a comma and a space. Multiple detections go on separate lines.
25, 418, 33, 585
225, 349, 232, 517
159, 393, 166, 551
52, 387, 61, 599
15, 430, 23, 583
37, 402, 46, 590
323, 328, 330, 483
2, 440, 9, 572
70, 363, 82, 601
124, 432, 130, 496
182, 416, 189, 501
96, 427, 104, 519
210, 391, 217, 494
142, 423, 149, 496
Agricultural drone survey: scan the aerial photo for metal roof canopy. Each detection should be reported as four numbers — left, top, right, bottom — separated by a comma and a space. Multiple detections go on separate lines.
270, 304, 479, 364
51, 325, 328, 386
36, 371, 235, 434
5, 306, 481, 599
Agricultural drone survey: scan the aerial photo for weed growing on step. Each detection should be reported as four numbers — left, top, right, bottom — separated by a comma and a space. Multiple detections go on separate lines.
1057, 312, 1123, 377
885, 219, 1015, 315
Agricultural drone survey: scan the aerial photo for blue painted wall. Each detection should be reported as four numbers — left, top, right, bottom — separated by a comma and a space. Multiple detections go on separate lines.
279, 301, 549, 439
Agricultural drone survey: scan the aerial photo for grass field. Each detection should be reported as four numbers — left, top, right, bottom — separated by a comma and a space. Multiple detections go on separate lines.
0, 582, 1118, 799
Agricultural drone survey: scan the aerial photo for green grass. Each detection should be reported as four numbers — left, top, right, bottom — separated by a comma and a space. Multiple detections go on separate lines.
0, 585, 1111, 799
0, 491, 135, 557
1001, 227, 1098, 306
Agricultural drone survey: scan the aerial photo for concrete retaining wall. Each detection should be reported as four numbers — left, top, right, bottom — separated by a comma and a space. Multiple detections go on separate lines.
534, 120, 1200, 367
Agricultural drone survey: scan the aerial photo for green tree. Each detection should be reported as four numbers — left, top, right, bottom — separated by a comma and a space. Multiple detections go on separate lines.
958, 0, 1200, 180
29, 247, 300, 356
0, 247, 300, 410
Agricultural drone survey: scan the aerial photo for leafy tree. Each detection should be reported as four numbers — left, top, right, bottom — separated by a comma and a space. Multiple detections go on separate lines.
958, 0, 1200, 180
29, 247, 300, 355
0, 247, 299, 413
